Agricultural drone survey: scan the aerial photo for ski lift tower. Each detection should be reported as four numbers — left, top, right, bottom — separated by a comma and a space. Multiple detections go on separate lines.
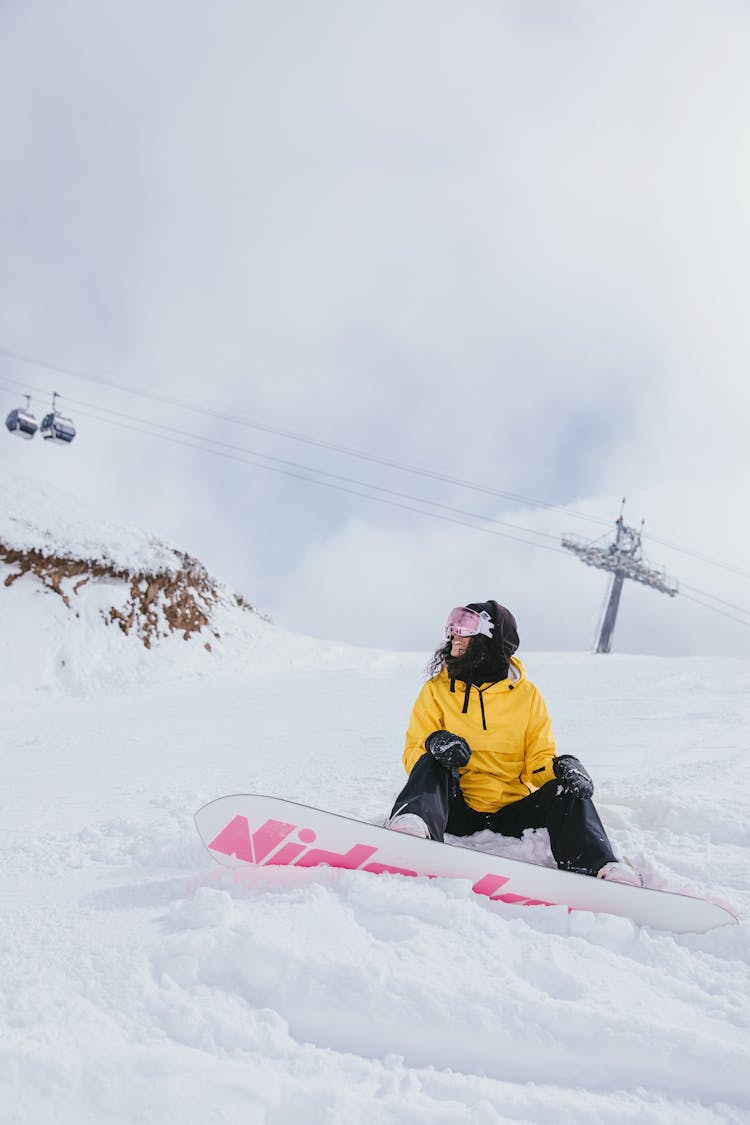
561, 503, 679, 653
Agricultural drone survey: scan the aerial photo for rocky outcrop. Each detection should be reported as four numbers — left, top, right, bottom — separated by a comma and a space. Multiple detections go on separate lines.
0, 542, 265, 650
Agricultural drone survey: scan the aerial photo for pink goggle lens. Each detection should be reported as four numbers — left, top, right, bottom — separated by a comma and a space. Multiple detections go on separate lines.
445, 607, 494, 639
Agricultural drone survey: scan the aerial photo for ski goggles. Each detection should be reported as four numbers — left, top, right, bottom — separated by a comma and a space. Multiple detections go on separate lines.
444, 607, 494, 639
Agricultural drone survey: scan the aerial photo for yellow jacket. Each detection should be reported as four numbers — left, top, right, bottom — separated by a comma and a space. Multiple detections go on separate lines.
403, 658, 557, 813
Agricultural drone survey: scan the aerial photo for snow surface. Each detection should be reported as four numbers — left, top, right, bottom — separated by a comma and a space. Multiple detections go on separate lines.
1, 484, 749, 1124
0, 472, 190, 574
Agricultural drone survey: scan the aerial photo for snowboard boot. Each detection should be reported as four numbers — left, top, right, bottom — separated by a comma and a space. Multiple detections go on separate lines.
387, 813, 430, 839
597, 860, 644, 887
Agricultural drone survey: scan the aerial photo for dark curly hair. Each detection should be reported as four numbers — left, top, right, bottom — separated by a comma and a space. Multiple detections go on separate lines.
427, 600, 520, 685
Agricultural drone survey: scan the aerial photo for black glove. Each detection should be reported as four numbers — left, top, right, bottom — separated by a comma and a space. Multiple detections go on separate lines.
553, 755, 594, 799
425, 730, 472, 771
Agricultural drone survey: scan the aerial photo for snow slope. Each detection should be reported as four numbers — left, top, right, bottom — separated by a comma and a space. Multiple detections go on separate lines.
1, 481, 748, 1124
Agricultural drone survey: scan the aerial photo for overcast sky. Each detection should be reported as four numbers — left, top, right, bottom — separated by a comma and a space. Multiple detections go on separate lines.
1, 0, 748, 658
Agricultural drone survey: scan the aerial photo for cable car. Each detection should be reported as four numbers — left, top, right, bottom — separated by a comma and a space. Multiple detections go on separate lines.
5, 395, 39, 439
40, 392, 76, 445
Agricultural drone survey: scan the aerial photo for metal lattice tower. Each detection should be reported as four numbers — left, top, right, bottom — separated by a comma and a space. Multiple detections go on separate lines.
561, 503, 679, 653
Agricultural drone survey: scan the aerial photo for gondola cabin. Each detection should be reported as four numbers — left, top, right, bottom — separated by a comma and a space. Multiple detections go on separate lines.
5, 396, 39, 439
40, 393, 76, 445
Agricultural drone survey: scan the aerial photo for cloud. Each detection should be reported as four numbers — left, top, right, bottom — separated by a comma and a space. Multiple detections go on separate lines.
1, 0, 748, 656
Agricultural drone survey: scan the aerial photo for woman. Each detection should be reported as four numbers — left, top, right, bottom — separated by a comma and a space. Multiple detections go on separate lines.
387, 599, 641, 886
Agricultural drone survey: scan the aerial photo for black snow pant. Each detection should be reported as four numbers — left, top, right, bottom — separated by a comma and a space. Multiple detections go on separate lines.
389, 754, 618, 877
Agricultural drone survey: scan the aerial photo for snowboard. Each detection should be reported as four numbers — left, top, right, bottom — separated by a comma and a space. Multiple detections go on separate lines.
194, 794, 738, 934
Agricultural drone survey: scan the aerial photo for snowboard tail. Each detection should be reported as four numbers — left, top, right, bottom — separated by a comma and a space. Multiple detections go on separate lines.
194, 794, 738, 934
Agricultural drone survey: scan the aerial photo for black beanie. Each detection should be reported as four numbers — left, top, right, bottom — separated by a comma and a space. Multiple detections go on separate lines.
464, 600, 520, 682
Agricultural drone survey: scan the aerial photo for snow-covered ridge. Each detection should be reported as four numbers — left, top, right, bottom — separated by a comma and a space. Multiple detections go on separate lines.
0, 470, 203, 575
1, 539, 234, 648
0, 472, 279, 698
0, 472, 269, 651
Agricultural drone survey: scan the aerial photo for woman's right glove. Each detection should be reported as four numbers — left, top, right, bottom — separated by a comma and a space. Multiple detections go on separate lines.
425, 730, 472, 770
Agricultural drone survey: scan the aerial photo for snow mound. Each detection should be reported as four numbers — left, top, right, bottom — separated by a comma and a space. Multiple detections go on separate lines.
0, 471, 188, 574
0, 471, 272, 694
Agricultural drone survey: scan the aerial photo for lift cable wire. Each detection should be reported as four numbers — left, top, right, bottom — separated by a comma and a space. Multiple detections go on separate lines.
29, 388, 750, 617
2, 378, 747, 628
679, 583, 750, 620
67, 400, 567, 551
68, 403, 568, 553
679, 591, 750, 627
31, 391, 750, 624
0, 344, 639, 528
640, 532, 750, 581
0, 371, 562, 547
2, 355, 749, 584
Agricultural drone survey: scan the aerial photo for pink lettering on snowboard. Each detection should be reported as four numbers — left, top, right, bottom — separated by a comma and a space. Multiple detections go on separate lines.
208, 816, 297, 864
208, 816, 553, 907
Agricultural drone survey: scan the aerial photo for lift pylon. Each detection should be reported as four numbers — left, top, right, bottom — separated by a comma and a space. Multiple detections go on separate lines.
561, 503, 679, 653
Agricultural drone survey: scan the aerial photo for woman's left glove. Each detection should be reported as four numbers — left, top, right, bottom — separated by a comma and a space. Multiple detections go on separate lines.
552, 754, 594, 799
425, 730, 472, 770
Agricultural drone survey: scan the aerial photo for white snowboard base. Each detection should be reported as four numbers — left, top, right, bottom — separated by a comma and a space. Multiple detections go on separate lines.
194, 794, 737, 935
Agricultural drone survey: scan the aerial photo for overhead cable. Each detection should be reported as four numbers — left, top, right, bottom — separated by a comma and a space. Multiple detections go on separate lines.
1, 351, 748, 584
0, 343, 617, 525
